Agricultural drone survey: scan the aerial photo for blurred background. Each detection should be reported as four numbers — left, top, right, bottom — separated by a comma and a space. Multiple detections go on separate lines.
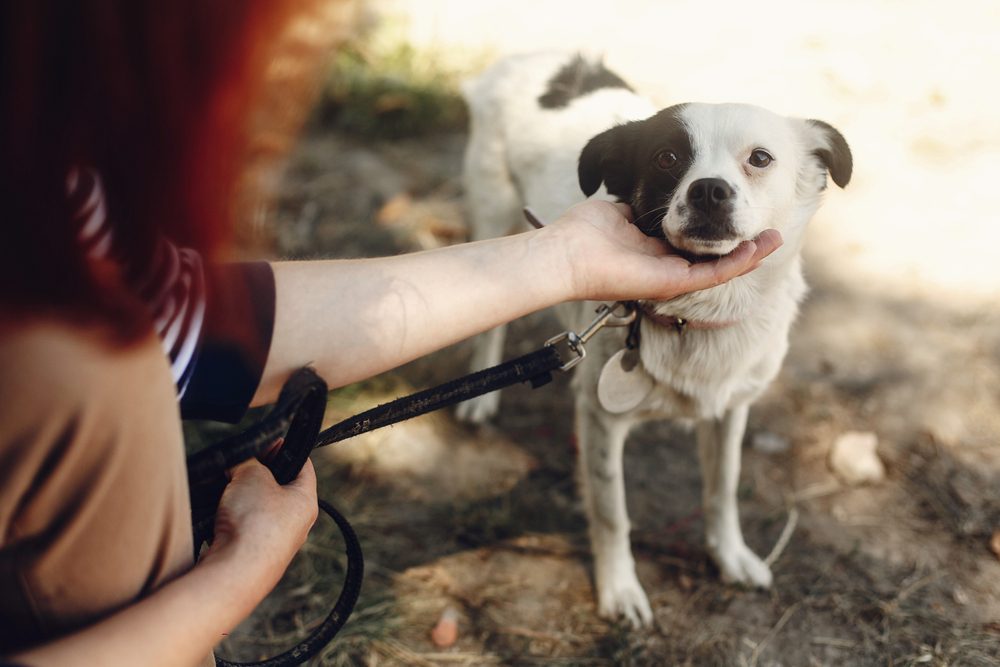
213, 1, 1000, 664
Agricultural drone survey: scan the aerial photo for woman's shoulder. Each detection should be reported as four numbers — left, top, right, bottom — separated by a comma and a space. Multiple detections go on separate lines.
0, 318, 176, 420
1, 318, 156, 376
0, 318, 185, 538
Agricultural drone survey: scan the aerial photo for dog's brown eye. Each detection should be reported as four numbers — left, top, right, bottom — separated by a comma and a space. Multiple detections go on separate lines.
655, 150, 677, 170
749, 149, 773, 168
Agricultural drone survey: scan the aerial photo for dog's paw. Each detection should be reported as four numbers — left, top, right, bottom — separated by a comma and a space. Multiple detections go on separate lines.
596, 568, 654, 627
711, 543, 773, 589
455, 393, 500, 424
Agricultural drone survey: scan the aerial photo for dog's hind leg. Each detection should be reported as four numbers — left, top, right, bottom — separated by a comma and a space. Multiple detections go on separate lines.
455, 113, 525, 424
577, 403, 653, 627
696, 403, 773, 588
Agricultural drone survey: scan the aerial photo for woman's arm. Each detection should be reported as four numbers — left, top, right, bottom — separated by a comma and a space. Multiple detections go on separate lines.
11, 460, 317, 667
252, 201, 782, 403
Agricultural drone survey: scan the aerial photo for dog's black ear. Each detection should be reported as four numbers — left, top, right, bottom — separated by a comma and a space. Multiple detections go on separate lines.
578, 127, 616, 197
806, 119, 853, 188
578, 124, 635, 198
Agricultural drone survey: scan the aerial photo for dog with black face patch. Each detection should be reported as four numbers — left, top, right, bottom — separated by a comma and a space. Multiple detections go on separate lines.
457, 52, 851, 627
579, 105, 850, 260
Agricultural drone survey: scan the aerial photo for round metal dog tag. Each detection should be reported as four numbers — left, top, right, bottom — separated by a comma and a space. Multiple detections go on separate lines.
597, 349, 653, 414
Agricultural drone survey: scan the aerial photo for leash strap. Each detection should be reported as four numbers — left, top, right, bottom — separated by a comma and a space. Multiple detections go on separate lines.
213, 498, 363, 667
186, 347, 565, 666
315, 345, 562, 448
186, 302, 633, 665
187, 368, 329, 550
187, 368, 360, 667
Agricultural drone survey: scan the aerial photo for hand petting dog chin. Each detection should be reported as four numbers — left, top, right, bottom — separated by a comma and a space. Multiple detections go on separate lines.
544, 199, 783, 303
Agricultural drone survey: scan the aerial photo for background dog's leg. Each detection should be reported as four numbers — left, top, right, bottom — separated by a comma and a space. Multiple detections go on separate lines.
455, 323, 508, 422
696, 404, 773, 588
454, 120, 525, 424
577, 403, 653, 627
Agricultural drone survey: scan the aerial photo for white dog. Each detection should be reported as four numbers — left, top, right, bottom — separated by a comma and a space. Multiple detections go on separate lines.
457, 52, 851, 626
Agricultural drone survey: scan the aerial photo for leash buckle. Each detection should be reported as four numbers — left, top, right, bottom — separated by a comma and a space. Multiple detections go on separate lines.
545, 330, 587, 371
545, 302, 637, 371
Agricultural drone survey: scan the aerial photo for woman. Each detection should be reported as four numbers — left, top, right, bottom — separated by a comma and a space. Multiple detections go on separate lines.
0, 1, 780, 664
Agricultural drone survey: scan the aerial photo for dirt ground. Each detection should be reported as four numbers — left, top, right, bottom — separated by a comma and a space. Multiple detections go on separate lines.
210, 125, 1000, 665
212, 2, 1000, 665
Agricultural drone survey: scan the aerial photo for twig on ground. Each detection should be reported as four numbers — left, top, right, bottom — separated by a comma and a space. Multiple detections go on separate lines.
792, 480, 842, 502
374, 638, 501, 666
811, 636, 857, 649
765, 506, 799, 567
880, 571, 942, 616
748, 603, 801, 667
497, 626, 571, 643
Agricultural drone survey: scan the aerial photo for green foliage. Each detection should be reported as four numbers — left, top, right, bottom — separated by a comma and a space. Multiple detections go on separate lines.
317, 39, 467, 139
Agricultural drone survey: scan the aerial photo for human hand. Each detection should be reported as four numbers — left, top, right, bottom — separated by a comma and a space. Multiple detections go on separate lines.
202, 456, 318, 597
541, 200, 783, 302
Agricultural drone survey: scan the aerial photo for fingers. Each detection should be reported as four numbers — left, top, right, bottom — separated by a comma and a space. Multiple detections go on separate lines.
209, 452, 317, 579
734, 229, 783, 276
683, 243, 753, 289
227, 452, 315, 500
286, 458, 318, 499
227, 457, 267, 482
696, 230, 783, 283
261, 437, 284, 463
751, 229, 783, 261
718, 239, 758, 273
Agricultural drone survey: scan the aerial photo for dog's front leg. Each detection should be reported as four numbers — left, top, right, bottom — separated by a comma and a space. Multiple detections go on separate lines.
696, 403, 773, 588
455, 323, 507, 423
577, 401, 653, 627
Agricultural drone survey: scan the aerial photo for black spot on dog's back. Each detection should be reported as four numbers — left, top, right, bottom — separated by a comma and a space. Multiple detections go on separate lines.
539, 55, 632, 109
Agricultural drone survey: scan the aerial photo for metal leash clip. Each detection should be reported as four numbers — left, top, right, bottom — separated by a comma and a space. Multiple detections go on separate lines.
545, 301, 637, 371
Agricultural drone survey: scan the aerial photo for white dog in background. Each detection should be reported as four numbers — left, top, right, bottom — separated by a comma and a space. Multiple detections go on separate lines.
457, 52, 851, 626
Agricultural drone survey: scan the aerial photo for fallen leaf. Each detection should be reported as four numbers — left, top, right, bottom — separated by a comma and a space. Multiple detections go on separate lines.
376, 193, 413, 226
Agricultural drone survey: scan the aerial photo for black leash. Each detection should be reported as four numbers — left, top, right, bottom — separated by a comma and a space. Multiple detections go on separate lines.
315, 345, 561, 447
187, 367, 360, 667
185, 301, 636, 666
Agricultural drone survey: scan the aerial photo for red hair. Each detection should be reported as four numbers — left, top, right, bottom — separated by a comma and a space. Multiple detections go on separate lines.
0, 1, 305, 338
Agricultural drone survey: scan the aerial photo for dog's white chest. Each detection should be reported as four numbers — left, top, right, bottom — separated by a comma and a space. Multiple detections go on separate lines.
639, 324, 788, 420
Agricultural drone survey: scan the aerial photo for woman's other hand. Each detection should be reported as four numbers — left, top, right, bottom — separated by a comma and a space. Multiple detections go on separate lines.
203, 457, 318, 597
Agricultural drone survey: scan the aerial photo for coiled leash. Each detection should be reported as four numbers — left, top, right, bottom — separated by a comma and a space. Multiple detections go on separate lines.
187, 367, 357, 667
186, 215, 637, 666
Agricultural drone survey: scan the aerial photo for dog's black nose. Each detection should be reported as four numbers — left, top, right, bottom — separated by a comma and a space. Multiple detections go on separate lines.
687, 178, 733, 214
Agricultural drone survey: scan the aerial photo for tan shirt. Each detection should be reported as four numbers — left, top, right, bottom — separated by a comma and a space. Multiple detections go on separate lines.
0, 320, 195, 652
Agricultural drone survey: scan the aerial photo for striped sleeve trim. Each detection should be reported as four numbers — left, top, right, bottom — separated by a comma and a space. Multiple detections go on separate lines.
67, 166, 205, 398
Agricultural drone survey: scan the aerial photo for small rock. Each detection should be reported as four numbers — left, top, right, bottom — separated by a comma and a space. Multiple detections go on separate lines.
990, 530, 1000, 561
752, 431, 790, 454
431, 606, 460, 648
829, 431, 885, 485
921, 408, 965, 447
